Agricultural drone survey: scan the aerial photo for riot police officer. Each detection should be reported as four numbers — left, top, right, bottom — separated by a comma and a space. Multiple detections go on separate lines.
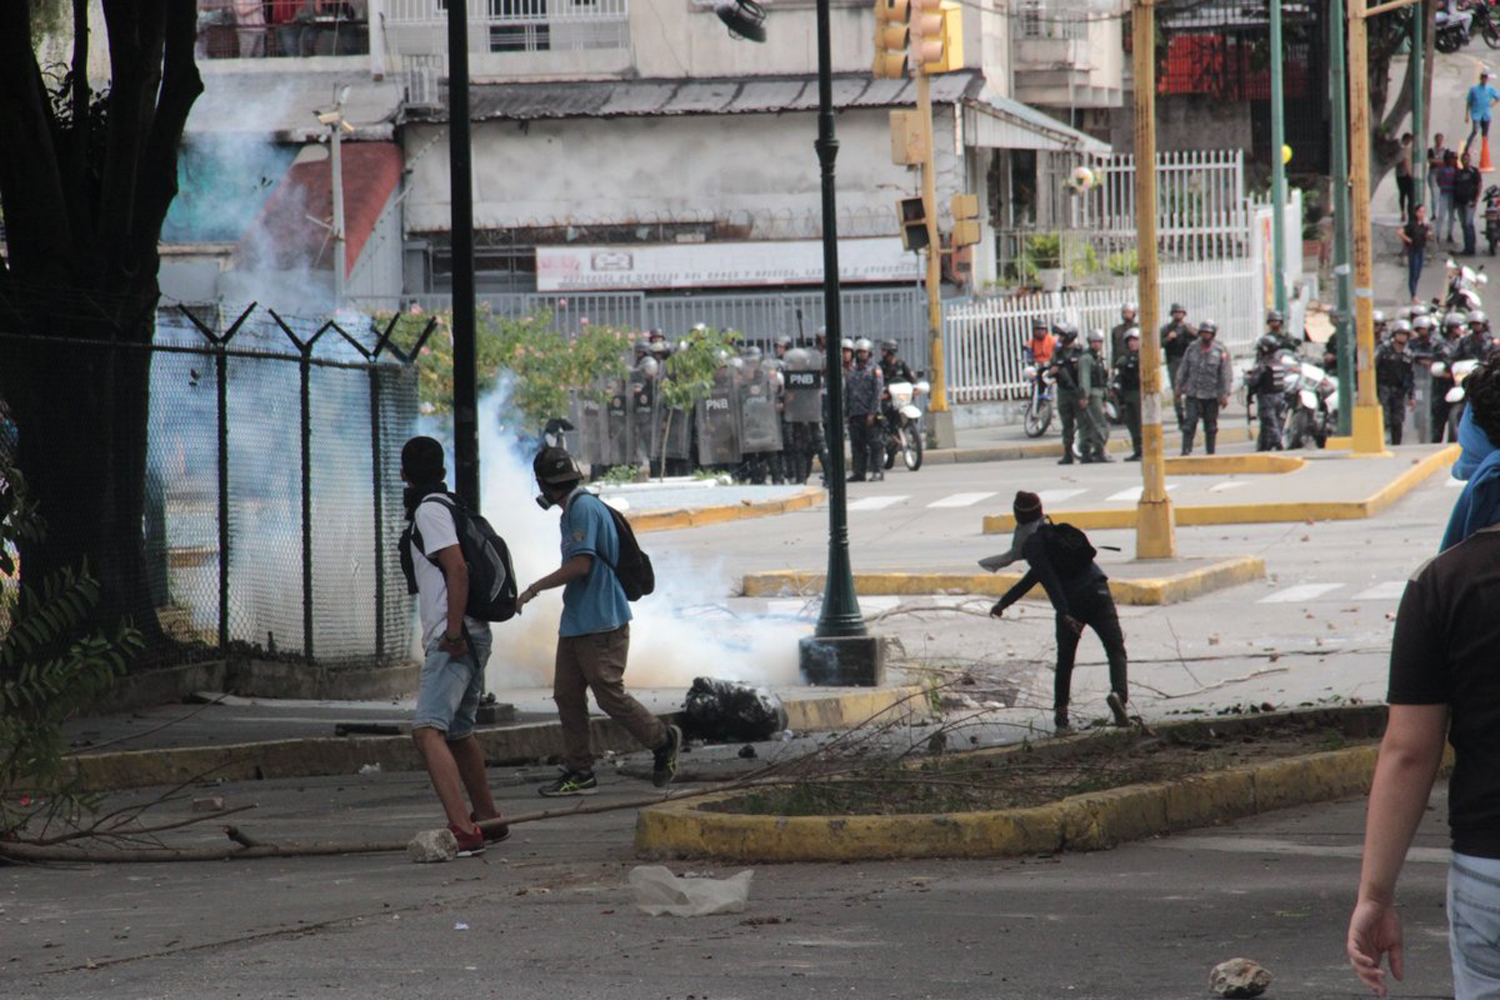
1110, 303, 1138, 363
1245, 335, 1288, 452
1408, 314, 1438, 443
1112, 329, 1142, 460
1052, 323, 1085, 465
1161, 302, 1192, 427
1265, 310, 1299, 354
735, 345, 784, 484
1078, 330, 1112, 463
781, 346, 823, 485
1457, 310, 1493, 361
1432, 313, 1466, 442
1375, 322, 1415, 445
877, 339, 916, 464
845, 338, 884, 481
629, 338, 661, 475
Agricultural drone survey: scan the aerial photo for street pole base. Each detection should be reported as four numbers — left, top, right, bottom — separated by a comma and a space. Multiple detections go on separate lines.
1351, 404, 1388, 457
799, 635, 886, 687
925, 409, 957, 450
1135, 495, 1178, 560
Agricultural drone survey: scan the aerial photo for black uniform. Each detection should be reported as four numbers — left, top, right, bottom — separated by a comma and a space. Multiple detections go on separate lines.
1111, 351, 1142, 459
878, 356, 917, 464
1432, 337, 1461, 443
1245, 357, 1287, 452
1161, 319, 1193, 426
1375, 342, 1415, 446
1052, 343, 1085, 463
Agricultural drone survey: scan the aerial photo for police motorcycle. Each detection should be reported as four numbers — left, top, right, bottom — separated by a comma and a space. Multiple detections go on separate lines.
1283, 355, 1339, 450
1431, 355, 1483, 441
1020, 347, 1055, 437
1437, 260, 1488, 313
882, 376, 930, 472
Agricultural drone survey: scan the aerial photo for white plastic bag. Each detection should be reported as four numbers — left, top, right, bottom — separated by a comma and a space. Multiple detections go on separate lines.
628, 865, 753, 917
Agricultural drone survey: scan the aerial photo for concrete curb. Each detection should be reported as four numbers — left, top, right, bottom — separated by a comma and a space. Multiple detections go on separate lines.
740, 555, 1265, 606
1163, 454, 1305, 475
63, 685, 926, 794
626, 486, 824, 533
923, 426, 1254, 466
634, 730, 1380, 863
980, 444, 1459, 533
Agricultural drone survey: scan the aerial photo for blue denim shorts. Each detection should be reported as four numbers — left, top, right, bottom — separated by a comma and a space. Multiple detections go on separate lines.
1449, 852, 1500, 999
412, 626, 492, 740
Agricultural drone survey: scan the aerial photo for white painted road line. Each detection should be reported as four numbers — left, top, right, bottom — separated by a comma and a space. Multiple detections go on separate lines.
1258, 583, 1345, 604
928, 491, 997, 509
1208, 481, 1249, 493
846, 495, 909, 511
1353, 581, 1409, 601
1105, 483, 1179, 502
1037, 488, 1088, 504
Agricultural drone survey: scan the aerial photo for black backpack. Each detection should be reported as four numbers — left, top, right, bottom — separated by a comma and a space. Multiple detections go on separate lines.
400, 493, 519, 622
575, 493, 655, 602
1042, 520, 1097, 579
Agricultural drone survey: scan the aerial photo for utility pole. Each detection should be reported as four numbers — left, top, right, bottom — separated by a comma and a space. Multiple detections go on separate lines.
1330, 1, 1354, 436
1269, 0, 1287, 313
915, 69, 954, 449
1133, 0, 1176, 559
447, 0, 480, 507
1347, 0, 1388, 455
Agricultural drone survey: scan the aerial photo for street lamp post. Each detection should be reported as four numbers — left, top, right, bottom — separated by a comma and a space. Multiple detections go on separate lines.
797, 0, 882, 686
448, 0, 480, 507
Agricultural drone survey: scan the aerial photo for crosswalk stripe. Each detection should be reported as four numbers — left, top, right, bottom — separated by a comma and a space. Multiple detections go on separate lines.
1038, 488, 1087, 504
846, 495, 909, 511
1353, 581, 1408, 600
1106, 483, 1179, 502
1258, 583, 1345, 604
928, 491, 997, 509
1208, 481, 1249, 493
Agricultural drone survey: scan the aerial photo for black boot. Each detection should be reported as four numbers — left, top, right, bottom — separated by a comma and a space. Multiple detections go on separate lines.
1205, 431, 1217, 455
1058, 454, 1075, 465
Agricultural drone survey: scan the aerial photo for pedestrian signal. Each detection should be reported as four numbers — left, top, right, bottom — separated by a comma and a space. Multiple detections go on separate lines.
897, 196, 930, 252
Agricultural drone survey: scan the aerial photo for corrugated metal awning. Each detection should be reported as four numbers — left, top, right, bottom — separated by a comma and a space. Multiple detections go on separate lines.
963, 93, 1111, 155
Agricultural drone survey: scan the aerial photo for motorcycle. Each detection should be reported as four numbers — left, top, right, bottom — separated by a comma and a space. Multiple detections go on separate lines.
882, 379, 929, 472
1284, 357, 1338, 450
1437, 260, 1488, 312
1433, 357, 1482, 440
1472, 0, 1500, 49
1484, 185, 1500, 255
1437, 3, 1474, 51
1020, 349, 1055, 437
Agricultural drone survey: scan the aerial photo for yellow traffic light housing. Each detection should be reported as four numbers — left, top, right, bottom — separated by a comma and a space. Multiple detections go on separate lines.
914, 0, 964, 74
897, 196, 930, 252
872, 0, 911, 79
950, 192, 981, 247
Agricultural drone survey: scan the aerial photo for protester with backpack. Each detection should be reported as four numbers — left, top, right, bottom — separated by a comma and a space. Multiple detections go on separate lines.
517, 446, 681, 797
397, 436, 509, 857
986, 491, 1133, 735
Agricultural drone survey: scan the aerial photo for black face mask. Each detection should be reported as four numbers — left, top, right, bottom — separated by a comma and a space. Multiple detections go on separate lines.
536, 493, 553, 511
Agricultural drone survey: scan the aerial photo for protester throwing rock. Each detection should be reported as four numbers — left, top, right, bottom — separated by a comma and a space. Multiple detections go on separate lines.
984, 491, 1133, 735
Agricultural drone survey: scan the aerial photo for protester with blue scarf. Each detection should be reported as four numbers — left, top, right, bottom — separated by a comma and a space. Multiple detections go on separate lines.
1441, 377, 1500, 550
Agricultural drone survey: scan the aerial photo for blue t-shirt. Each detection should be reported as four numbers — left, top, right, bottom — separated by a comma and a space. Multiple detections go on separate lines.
1469, 83, 1500, 121
558, 491, 632, 637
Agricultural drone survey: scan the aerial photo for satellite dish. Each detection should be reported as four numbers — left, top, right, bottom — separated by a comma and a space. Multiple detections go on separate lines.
715, 0, 767, 42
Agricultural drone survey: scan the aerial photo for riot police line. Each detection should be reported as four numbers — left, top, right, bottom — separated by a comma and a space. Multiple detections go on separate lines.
565, 331, 927, 484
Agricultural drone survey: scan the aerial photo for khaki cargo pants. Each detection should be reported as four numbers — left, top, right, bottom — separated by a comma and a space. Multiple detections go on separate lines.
554, 624, 667, 772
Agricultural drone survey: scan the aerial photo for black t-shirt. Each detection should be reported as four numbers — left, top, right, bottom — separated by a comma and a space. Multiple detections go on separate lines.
1404, 220, 1430, 252
1388, 528, 1500, 858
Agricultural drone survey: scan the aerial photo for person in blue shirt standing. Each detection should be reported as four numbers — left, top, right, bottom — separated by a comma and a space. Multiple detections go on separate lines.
1466, 70, 1500, 157
518, 446, 682, 797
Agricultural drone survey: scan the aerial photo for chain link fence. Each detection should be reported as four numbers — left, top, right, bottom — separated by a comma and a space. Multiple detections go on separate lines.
1, 303, 427, 670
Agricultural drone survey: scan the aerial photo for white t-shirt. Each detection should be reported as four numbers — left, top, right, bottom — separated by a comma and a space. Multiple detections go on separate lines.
410, 494, 484, 648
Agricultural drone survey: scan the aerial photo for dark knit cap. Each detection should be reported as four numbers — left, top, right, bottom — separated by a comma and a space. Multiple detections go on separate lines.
401, 436, 446, 481
1013, 490, 1043, 524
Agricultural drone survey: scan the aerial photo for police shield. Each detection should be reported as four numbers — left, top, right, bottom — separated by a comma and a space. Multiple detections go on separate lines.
600, 377, 632, 467
695, 369, 743, 466
739, 368, 784, 454
629, 359, 661, 466
1412, 362, 1433, 444
570, 392, 605, 467
782, 347, 823, 423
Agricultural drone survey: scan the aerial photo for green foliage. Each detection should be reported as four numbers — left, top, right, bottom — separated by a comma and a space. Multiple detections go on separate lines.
657, 327, 738, 413
1105, 249, 1139, 276
0, 459, 142, 840
376, 307, 632, 434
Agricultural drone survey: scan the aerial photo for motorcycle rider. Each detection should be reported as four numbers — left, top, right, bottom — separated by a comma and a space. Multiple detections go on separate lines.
845, 338, 884, 482
1376, 322, 1416, 446
1051, 323, 1085, 466
1112, 329, 1143, 461
1245, 335, 1289, 452
1161, 302, 1193, 427
1110, 302, 1138, 363
1175, 319, 1234, 456
1265, 309, 1300, 354
1028, 318, 1057, 364
1458, 310, 1493, 361
1079, 330, 1113, 463
878, 339, 917, 466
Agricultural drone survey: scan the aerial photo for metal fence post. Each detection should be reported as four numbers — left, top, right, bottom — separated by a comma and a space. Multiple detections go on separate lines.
300, 343, 314, 662
216, 342, 230, 657
369, 365, 385, 662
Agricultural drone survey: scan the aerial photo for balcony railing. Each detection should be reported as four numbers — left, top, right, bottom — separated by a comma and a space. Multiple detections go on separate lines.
1013, 0, 1088, 41
385, 0, 630, 27
197, 2, 369, 59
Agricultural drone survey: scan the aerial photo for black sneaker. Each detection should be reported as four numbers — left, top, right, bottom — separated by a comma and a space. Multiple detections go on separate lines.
1054, 717, 1074, 736
538, 769, 598, 797
1107, 692, 1131, 728
652, 724, 683, 789
1057, 455, 1074, 465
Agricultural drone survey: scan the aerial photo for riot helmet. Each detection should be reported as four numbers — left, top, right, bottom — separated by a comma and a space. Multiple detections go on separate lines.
854, 337, 873, 355
1197, 319, 1218, 335
1170, 302, 1187, 316
1266, 310, 1284, 326
1390, 318, 1414, 336
1256, 334, 1279, 356
879, 339, 899, 353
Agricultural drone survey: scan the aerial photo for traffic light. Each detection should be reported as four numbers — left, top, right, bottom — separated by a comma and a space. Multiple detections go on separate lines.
950, 192, 981, 247
872, 0, 910, 79
913, 0, 964, 74
897, 196, 930, 252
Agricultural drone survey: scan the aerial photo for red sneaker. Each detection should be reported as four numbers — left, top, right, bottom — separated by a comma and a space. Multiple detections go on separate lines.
448, 823, 485, 857
470, 812, 511, 843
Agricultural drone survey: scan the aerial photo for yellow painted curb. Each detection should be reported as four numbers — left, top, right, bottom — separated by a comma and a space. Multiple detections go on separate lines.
64, 684, 922, 793
981, 445, 1459, 533
633, 744, 1381, 862
740, 555, 1264, 606
1163, 454, 1305, 475
627, 486, 823, 534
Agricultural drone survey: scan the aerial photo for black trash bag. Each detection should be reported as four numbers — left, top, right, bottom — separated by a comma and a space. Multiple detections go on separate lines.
681, 676, 788, 743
